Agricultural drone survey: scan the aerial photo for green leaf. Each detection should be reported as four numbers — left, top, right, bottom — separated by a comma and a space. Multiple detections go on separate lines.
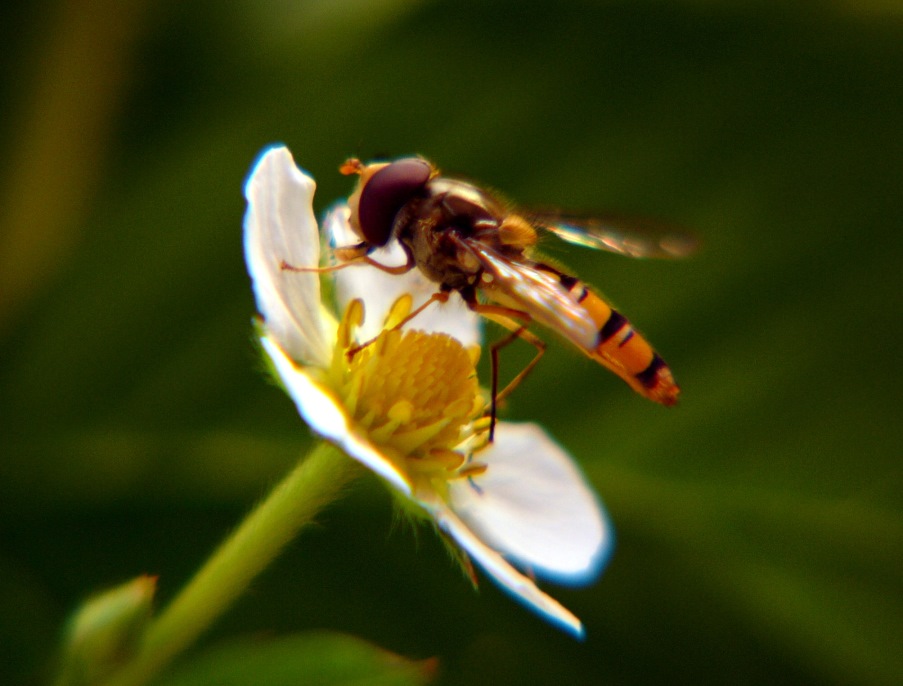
159, 632, 435, 686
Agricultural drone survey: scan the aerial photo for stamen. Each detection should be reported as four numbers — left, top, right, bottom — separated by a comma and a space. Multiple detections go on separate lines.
329, 298, 488, 484
457, 462, 488, 478
383, 294, 413, 330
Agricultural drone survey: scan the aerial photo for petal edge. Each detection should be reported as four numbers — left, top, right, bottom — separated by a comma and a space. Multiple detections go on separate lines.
244, 146, 331, 366
449, 422, 613, 585
424, 495, 585, 638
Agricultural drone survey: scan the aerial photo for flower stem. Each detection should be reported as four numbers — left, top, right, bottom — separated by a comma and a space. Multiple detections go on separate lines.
101, 442, 359, 686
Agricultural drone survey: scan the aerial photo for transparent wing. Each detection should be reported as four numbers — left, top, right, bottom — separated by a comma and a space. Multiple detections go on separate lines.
468, 242, 599, 351
529, 211, 698, 259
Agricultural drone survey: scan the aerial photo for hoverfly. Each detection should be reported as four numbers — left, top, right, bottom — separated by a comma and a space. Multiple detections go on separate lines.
306, 157, 688, 435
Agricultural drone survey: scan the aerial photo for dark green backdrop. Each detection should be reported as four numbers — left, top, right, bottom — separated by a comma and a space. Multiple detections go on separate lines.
2, 2, 901, 684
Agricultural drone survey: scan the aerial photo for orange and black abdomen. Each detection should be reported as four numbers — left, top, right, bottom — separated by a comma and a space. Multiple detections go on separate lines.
563, 276, 680, 406
467, 241, 680, 407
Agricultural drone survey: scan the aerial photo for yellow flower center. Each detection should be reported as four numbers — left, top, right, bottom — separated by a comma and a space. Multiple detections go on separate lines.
327, 297, 488, 484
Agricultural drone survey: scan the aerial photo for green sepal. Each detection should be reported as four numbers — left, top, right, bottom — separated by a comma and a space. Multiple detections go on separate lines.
55, 575, 156, 686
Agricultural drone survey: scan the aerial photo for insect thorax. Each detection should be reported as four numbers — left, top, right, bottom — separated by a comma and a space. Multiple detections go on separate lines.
394, 178, 508, 291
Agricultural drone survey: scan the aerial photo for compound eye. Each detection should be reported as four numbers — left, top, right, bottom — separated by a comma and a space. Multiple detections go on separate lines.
358, 158, 432, 246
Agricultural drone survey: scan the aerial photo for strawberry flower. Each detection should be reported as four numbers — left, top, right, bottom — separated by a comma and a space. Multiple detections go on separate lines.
244, 146, 613, 637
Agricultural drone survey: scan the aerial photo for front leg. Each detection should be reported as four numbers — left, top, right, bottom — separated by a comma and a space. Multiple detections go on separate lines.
282, 240, 416, 276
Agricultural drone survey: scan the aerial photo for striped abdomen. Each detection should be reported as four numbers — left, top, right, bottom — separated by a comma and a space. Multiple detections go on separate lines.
560, 275, 679, 406
470, 242, 680, 406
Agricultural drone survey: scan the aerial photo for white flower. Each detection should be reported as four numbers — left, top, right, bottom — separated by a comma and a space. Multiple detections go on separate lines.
243, 145, 613, 638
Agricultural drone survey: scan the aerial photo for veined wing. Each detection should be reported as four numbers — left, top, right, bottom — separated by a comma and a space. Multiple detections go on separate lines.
467, 239, 681, 406
529, 212, 698, 259
467, 242, 599, 351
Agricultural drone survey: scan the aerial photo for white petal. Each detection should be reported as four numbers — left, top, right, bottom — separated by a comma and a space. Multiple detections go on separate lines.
244, 146, 333, 366
325, 205, 481, 347
448, 422, 612, 585
422, 494, 585, 638
260, 334, 412, 495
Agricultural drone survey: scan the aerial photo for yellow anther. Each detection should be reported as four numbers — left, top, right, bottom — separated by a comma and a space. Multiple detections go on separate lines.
383, 294, 413, 330
457, 462, 488, 479
387, 400, 414, 423
328, 299, 488, 486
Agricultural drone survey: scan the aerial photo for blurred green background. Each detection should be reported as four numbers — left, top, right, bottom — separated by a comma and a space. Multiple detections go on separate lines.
2, 1, 901, 684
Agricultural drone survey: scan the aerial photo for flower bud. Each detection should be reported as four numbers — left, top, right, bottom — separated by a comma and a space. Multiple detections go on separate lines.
56, 575, 156, 685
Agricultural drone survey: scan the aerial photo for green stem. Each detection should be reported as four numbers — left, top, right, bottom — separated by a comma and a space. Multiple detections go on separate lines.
101, 442, 359, 686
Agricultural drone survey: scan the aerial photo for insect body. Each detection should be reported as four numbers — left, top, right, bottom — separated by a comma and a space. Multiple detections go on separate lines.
337, 157, 681, 407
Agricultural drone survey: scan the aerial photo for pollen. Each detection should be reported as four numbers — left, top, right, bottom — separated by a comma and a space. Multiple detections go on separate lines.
330, 300, 485, 480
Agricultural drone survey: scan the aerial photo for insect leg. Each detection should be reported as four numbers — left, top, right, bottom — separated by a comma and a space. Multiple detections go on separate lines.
464, 301, 545, 442
280, 258, 360, 274
344, 291, 451, 359
391, 291, 451, 329
492, 326, 546, 405
285, 252, 414, 275
362, 253, 416, 275
280, 245, 416, 276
